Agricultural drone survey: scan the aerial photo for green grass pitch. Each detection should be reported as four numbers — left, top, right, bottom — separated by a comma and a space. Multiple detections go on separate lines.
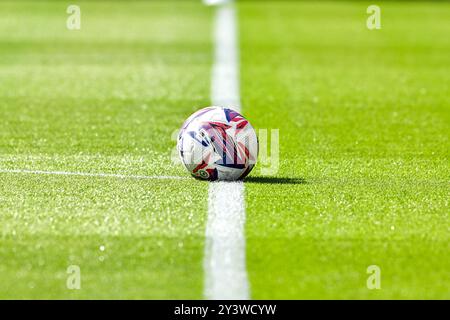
0, 1, 449, 299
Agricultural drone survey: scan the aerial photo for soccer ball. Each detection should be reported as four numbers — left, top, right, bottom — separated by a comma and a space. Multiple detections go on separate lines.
177, 106, 258, 181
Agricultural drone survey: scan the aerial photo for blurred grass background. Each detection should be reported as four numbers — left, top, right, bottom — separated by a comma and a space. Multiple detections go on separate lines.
242, 1, 449, 298
0, 0, 448, 299
0, 0, 211, 299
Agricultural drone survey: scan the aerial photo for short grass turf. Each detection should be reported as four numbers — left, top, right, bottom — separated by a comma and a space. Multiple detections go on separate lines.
241, 2, 449, 298
0, 1, 212, 299
1, 0, 449, 300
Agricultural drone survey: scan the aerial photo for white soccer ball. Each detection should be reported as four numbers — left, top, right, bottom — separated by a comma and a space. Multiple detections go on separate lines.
177, 106, 258, 181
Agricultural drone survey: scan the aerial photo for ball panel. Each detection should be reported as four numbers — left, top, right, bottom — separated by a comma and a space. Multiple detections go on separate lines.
177, 106, 258, 181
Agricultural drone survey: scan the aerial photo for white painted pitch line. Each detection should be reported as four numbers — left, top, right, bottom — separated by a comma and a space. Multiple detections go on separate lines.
0, 169, 187, 180
210, 3, 241, 109
205, 181, 249, 300
204, 3, 250, 300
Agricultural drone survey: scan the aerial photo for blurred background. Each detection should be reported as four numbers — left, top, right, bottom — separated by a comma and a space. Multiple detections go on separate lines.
0, 0, 448, 299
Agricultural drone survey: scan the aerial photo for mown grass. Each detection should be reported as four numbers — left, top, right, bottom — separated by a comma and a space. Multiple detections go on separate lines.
0, 0, 211, 299
241, 1, 449, 299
